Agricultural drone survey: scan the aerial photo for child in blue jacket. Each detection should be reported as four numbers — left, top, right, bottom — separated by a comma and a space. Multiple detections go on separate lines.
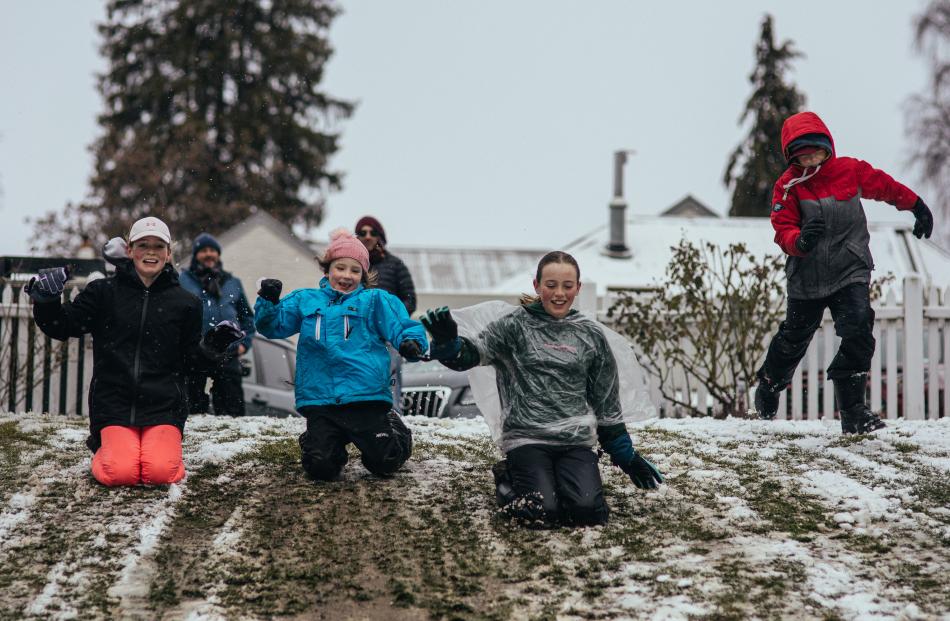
254, 229, 428, 480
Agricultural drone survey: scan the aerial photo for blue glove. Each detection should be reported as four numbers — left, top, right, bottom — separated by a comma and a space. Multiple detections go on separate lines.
26, 267, 70, 303
602, 432, 664, 490
421, 307, 461, 360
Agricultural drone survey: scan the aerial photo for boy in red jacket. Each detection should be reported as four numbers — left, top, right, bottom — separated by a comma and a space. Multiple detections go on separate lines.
753, 111, 934, 433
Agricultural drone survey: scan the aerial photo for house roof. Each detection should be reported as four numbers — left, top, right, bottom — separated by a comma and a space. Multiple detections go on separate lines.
217, 209, 316, 260
661, 194, 719, 218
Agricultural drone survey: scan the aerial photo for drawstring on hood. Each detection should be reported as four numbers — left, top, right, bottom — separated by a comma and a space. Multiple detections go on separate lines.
782, 164, 823, 200
779, 112, 837, 199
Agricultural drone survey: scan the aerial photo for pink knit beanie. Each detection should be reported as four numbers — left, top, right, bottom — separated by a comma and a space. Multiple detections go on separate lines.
323, 228, 369, 273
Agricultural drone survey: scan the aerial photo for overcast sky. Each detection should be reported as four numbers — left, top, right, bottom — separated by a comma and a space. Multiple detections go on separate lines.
0, 1, 932, 256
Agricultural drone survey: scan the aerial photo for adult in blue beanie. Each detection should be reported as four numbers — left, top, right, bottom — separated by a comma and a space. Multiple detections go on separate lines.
179, 233, 256, 416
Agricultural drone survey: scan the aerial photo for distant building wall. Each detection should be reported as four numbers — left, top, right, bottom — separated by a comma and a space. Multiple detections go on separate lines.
220, 222, 321, 298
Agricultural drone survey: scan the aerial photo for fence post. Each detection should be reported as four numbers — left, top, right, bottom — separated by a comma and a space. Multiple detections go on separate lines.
578, 279, 597, 316
903, 275, 925, 420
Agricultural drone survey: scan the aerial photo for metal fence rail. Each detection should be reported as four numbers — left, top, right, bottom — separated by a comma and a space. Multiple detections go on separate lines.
1, 282, 92, 416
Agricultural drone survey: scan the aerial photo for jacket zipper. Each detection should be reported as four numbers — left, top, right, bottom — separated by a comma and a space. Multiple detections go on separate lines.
129, 289, 150, 425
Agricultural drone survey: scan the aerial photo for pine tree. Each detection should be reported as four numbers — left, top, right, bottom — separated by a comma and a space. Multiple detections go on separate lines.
724, 15, 806, 218
907, 0, 950, 246
32, 0, 353, 253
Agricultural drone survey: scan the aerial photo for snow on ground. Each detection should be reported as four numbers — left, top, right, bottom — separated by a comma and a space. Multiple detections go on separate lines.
0, 412, 948, 620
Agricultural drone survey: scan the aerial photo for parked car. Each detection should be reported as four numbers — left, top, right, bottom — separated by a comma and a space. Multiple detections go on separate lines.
235, 338, 483, 419
400, 359, 482, 419
238, 335, 298, 417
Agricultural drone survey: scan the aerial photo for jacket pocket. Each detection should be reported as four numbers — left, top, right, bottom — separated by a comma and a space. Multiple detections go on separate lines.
341, 307, 365, 344
845, 241, 873, 269
303, 312, 324, 341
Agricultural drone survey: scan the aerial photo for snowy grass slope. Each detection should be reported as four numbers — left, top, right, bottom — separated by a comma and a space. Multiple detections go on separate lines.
0, 412, 948, 620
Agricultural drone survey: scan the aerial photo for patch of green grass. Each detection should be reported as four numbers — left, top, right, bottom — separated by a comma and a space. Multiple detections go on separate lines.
910, 468, 950, 525
846, 533, 894, 555
0, 420, 49, 472
892, 441, 919, 453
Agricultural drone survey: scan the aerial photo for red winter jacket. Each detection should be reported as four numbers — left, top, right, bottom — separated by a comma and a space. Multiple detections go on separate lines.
771, 112, 917, 256
769, 112, 918, 299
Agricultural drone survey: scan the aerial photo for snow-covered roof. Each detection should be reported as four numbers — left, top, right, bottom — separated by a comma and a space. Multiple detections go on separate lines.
493, 214, 950, 297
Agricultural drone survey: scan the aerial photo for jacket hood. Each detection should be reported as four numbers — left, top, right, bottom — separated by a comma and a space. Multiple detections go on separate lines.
781, 112, 836, 162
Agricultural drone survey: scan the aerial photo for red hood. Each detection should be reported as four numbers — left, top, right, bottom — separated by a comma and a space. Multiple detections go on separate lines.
781, 111, 836, 161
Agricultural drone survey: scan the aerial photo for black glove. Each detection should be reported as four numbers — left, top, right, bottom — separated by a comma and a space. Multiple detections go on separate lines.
795, 215, 825, 254
421, 307, 457, 341
912, 198, 933, 240
421, 307, 461, 360
602, 431, 664, 490
202, 320, 245, 354
25, 266, 70, 303
620, 451, 665, 490
257, 278, 282, 304
398, 339, 424, 361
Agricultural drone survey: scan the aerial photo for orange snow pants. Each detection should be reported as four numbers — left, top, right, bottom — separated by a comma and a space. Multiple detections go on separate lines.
91, 425, 186, 486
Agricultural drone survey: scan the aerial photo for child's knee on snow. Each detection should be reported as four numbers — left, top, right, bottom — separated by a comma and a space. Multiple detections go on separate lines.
302, 457, 342, 481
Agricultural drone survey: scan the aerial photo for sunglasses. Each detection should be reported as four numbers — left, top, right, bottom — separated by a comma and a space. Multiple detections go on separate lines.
357, 229, 379, 238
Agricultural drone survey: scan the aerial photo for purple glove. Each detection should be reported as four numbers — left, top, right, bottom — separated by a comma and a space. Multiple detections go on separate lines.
26, 266, 70, 303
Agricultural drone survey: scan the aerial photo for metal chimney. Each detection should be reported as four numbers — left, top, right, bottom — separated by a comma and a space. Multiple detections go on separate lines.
603, 149, 633, 259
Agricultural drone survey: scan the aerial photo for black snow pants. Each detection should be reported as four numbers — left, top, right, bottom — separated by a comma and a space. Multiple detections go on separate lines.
504, 444, 609, 527
187, 358, 245, 417
297, 401, 412, 481
757, 282, 875, 389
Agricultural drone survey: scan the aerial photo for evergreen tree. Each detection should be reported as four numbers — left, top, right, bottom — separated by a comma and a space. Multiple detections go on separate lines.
32, 0, 353, 253
724, 15, 805, 218
907, 0, 950, 246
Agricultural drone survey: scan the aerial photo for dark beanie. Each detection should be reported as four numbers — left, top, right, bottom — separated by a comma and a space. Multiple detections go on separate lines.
192, 233, 222, 258
786, 133, 833, 163
355, 216, 387, 245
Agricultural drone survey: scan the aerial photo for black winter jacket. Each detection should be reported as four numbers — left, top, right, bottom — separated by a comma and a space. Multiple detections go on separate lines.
370, 252, 416, 315
33, 263, 204, 452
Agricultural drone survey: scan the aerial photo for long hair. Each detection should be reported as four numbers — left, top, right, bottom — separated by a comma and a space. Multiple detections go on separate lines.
520, 251, 581, 306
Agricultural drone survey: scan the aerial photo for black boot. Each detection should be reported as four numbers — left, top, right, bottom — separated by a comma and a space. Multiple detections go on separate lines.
492, 460, 515, 507
754, 378, 783, 420
833, 373, 885, 435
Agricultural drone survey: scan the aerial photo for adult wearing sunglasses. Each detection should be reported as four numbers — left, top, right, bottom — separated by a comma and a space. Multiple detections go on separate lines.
355, 216, 418, 412
354, 216, 417, 315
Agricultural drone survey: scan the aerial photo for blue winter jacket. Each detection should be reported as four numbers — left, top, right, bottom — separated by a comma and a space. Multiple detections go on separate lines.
179, 269, 255, 350
254, 278, 428, 409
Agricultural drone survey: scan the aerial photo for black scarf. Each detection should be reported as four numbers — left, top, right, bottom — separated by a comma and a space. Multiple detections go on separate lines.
192, 262, 224, 298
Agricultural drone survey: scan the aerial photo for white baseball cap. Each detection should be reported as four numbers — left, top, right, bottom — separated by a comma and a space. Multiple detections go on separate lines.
128, 216, 171, 244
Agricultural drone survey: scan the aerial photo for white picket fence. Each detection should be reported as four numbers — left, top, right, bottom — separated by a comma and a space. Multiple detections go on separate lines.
593, 274, 947, 420
2, 274, 947, 420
